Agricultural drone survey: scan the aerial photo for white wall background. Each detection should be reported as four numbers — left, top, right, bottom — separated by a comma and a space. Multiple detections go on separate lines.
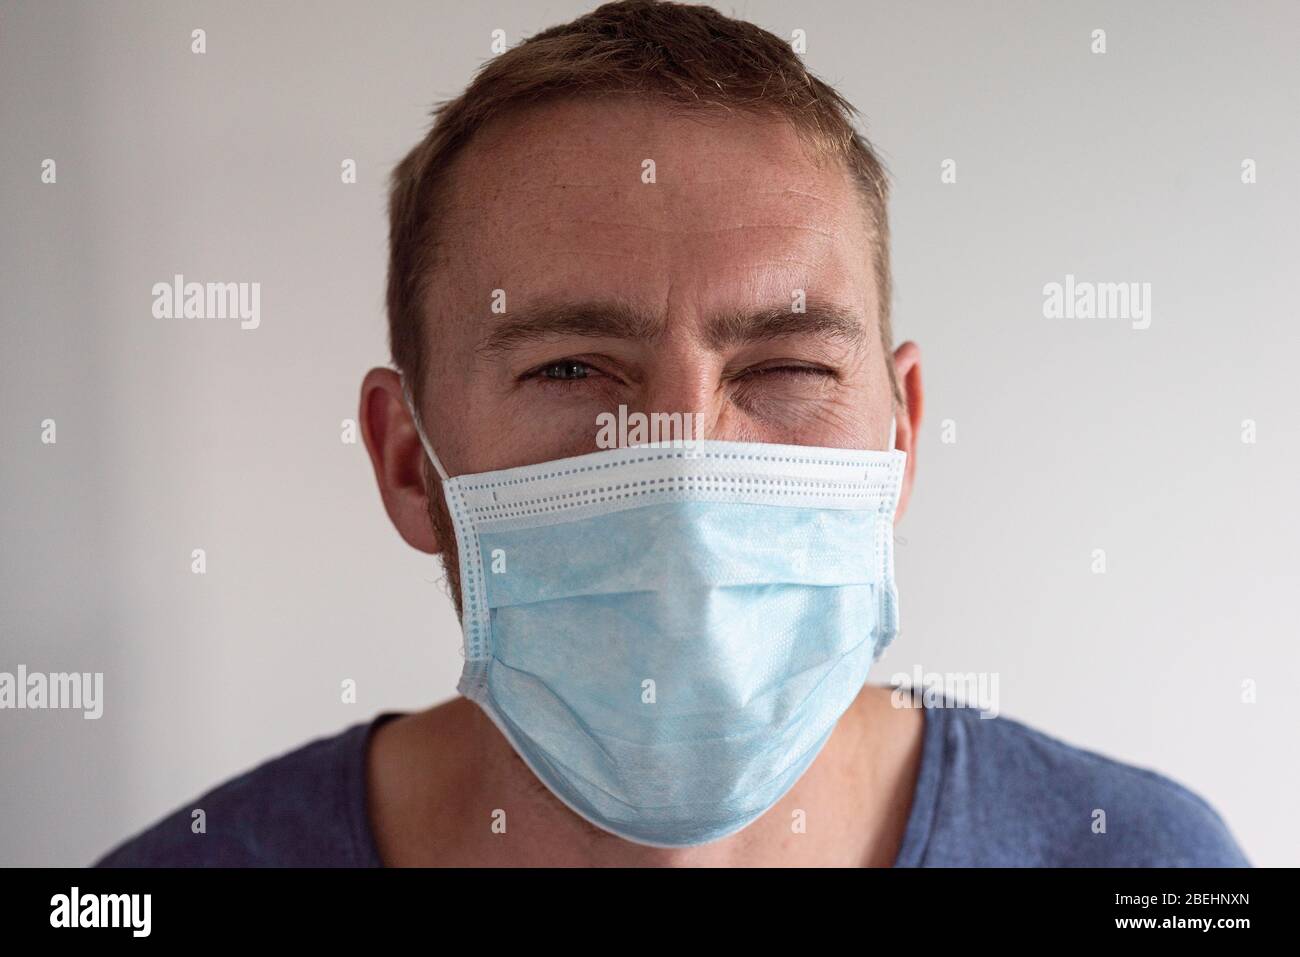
1, 0, 1295, 866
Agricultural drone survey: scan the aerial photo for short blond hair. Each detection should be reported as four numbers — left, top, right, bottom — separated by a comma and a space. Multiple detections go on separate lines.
387, 0, 898, 408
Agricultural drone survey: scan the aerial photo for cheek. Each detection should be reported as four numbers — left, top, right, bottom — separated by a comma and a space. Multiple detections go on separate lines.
729, 374, 835, 414
725, 380, 871, 446
793, 394, 870, 439
471, 393, 622, 470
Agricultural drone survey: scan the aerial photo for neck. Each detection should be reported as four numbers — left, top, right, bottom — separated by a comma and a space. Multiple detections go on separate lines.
368, 684, 924, 867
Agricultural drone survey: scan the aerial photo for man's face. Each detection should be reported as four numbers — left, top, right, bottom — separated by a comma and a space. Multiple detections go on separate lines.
404, 96, 908, 603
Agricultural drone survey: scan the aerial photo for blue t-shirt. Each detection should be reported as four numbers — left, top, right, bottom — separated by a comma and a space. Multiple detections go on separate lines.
92, 698, 1251, 867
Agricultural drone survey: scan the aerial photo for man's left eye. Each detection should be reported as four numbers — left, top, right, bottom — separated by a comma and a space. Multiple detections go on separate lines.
742, 364, 834, 379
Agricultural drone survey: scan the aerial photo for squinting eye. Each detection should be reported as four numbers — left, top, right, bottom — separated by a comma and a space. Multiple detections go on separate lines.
743, 364, 834, 380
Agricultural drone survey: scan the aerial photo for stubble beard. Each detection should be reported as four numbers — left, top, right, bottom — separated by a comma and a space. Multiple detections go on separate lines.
424, 461, 464, 621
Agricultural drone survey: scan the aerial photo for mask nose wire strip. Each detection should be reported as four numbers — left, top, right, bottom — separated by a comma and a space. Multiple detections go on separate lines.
400, 375, 451, 482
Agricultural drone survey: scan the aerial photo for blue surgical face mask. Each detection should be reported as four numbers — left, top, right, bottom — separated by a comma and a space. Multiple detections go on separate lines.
403, 385, 906, 848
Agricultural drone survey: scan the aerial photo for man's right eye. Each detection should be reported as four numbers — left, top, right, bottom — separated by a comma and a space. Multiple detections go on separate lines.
541, 360, 592, 380
520, 359, 599, 386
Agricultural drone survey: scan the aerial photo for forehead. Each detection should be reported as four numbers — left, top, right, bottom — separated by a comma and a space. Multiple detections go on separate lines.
429, 96, 876, 328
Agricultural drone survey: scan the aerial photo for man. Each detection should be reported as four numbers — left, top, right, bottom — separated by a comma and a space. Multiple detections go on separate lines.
95, 0, 1249, 867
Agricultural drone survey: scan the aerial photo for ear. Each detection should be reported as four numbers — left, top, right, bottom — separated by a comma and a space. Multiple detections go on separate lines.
358, 367, 442, 554
890, 341, 923, 522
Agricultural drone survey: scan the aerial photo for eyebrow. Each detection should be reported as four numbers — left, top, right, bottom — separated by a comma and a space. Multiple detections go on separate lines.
475, 297, 867, 358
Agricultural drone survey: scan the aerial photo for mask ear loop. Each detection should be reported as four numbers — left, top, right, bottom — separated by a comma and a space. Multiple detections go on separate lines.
888, 414, 898, 451
400, 375, 451, 482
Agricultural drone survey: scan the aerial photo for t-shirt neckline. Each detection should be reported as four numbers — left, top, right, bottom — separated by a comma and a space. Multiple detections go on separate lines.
888, 695, 944, 867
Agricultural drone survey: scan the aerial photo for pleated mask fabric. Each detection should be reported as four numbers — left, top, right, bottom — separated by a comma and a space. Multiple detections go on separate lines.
405, 402, 906, 847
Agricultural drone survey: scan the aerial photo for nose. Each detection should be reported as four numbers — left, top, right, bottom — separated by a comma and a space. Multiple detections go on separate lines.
632, 345, 749, 444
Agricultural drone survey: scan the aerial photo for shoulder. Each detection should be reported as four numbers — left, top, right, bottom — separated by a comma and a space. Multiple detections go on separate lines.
920, 702, 1251, 867
92, 717, 388, 867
